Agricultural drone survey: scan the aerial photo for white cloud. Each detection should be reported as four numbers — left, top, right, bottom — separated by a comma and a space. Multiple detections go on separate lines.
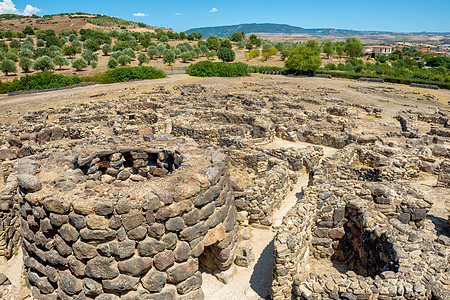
175, 12, 182, 16
209, 7, 218, 13
0, 0, 40, 15
23, 4, 40, 16
133, 12, 148, 17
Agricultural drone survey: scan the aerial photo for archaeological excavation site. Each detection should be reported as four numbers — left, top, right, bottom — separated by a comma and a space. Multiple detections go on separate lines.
0, 74, 448, 300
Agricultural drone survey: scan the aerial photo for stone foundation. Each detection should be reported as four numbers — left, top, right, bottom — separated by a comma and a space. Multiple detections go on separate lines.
14, 136, 239, 299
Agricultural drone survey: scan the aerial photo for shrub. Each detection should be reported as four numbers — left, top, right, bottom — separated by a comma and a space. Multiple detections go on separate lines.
0, 59, 17, 75
89, 66, 166, 84
187, 61, 248, 77
107, 57, 118, 69
72, 57, 88, 71
18, 72, 81, 90
324, 63, 337, 70
217, 48, 235, 62
33, 56, 54, 72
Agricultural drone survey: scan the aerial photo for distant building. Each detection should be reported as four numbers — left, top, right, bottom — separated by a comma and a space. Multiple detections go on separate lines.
363, 46, 392, 57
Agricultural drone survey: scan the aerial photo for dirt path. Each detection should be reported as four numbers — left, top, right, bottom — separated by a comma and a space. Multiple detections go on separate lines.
202, 140, 337, 299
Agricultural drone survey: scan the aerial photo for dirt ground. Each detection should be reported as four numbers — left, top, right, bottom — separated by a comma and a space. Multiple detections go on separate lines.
1, 73, 448, 122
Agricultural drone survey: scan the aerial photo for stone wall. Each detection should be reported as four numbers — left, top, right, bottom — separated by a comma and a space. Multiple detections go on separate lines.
15, 138, 239, 300
0, 178, 20, 259
271, 143, 448, 300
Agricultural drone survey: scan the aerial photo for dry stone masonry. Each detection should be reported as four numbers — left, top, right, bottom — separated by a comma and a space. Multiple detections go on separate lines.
0, 78, 449, 299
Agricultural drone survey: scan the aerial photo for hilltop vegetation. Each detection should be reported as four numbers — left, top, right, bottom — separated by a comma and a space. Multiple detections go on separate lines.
0, 12, 156, 34
0, 17, 447, 92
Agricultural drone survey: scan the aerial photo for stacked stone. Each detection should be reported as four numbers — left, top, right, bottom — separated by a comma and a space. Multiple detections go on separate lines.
271, 198, 318, 300
0, 176, 20, 258
15, 137, 239, 300
172, 123, 255, 145
437, 159, 450, 187
271, 142, 448, 300
76, 146, 182, 183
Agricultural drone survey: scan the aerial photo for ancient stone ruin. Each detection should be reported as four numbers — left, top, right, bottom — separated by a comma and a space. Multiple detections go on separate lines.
0, 79, 449, 299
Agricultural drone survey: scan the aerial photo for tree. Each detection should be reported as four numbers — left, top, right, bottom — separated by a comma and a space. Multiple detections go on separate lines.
71, 39, 82, 49
236, 41, 245, 49
33, 56, 55, 72
45, 35, 63, 48
62, 45, 77, 58
218, 48, 235, 62
6, 50, 18, 62
200, 45, 209, 55
285, 46, 322, 73
123, 48, 136, 60
280, 50, 290, 61
205, 50, 217, 60
23, 26, 34, 36
345, 37, 363, 59
206, 36, 220, 51
72, 57, 88, 71
187, 32, 197, 41
179, 32, 187, 40
81, 50, 98, 65
230, 31, 244, 42
322, 41, 335, 58
138, 53, 149, 66
335, 42, 345, 58
102, 44, 112, 56
0, 59, 16, 75
36, 39, 45, 47
159, 35, 169, 43
262, 47, 277, 62
163, 50, 175, 66
305, 39, 320, 54
107, 58, 118, 69
19, 57, 32, 72
180, 52, 191, 62
19, 48, 33, 59
53, 55, 69, 69
245, 42, 253, 51
117, 55, 131, 66
147, 48, 157, 59
9, 40, 21, 49
220, 39, 232, 49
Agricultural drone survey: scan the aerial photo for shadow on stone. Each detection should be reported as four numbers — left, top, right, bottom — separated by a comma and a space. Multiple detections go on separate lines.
428, 215, 450, 239
249, 238, 274, 300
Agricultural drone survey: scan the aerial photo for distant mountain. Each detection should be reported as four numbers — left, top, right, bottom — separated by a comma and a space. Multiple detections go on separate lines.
186, 23, 369, 38
185, 23, 450, 38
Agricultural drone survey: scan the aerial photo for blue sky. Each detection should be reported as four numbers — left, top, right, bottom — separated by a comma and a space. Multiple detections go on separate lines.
2, 0, 449, 32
